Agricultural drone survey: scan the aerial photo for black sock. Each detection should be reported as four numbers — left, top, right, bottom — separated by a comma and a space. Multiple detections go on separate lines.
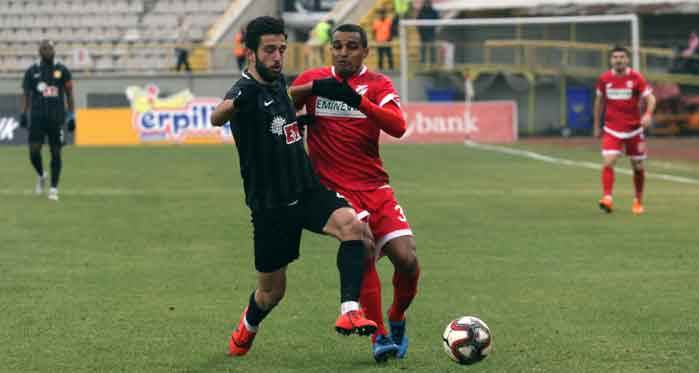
49, 150, 62, 188
30, 149, 43, 176
245, 290, 272, 327
336, 240, 365, 303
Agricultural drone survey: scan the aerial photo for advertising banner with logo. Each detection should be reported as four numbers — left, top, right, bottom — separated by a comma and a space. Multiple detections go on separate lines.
76, 84, 233, 146
382, 101, 518, 144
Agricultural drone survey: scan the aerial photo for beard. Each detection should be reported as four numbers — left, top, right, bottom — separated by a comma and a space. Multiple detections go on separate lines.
41, 55, 54, 65
256, 59, 281, 82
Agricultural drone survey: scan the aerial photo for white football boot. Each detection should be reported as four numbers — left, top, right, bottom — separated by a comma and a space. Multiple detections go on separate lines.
35, 173, 47, 195
48, 187, 59, 201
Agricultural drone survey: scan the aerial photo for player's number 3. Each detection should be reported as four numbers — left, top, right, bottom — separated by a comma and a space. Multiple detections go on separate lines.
395, 205, 407, 222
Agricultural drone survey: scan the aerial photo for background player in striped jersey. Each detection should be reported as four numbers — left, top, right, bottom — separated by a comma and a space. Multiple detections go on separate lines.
594, 46, 656, 215
290, 23, 419, 362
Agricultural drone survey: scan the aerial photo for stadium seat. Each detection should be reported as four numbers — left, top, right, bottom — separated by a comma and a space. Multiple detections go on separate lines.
0, 0, 229, 73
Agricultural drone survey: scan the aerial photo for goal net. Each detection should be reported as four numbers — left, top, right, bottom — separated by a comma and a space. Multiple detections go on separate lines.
398, 14, 640, 135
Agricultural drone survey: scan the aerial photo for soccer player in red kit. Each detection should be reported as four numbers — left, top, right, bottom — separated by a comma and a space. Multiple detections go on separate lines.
290, 24, 419, 362
594, 46, 656, 215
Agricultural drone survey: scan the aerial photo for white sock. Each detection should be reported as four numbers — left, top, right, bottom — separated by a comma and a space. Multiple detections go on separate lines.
243, 317, 258, 333
341, 301, 359, 314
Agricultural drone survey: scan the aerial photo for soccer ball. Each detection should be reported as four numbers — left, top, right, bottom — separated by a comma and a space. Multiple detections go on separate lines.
442, 316, 492, 365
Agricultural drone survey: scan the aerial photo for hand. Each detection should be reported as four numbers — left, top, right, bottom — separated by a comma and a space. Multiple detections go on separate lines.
19, 113, 28, 128
593, 126, 601, 138
311, 78, 362, 108
311, 78, 341, 97
641, 113, 653, 129
66, 112, 76, 132
297, 114, 314, 130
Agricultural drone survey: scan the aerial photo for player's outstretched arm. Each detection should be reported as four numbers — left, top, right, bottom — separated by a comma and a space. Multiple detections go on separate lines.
19, 93, 29, 128
593, 94, 603, 137
20, 69, 30, 128
357, 99, 407, 138
211, 99, 235, 127
65, 80, 76, 131
66, 80, 75, 114
641, 93, 656, 128
289, 82, 313, 110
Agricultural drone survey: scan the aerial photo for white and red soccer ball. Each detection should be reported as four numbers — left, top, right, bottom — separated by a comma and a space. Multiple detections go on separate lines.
442, 316, 492, 365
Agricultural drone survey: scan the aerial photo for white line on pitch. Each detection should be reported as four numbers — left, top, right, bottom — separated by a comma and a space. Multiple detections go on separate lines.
0, 188, 237, 196
464, 141, 699, 185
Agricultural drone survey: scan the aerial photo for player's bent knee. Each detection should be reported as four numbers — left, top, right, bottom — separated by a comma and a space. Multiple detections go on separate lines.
396, 252, 419, 274
340, 217, 364, 241
326, 207, 363, 241
603, 159, 616, 167
386, 238, 418, 273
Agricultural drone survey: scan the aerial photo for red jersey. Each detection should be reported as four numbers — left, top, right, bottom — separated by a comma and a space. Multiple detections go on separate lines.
596, 68, 652, 137
292, 65, 401, 191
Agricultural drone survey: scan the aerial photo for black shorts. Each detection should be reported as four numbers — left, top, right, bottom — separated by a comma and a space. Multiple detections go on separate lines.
251, 186, 350, 273
28, 120, 63, 147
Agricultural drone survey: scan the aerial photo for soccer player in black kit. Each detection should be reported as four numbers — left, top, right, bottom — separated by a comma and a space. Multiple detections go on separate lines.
210, 16, 377, 357
20, 40, 76, 201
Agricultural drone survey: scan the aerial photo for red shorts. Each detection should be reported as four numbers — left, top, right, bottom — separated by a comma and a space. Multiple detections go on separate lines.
601, 131, 647, 160
336, 185, 413, 254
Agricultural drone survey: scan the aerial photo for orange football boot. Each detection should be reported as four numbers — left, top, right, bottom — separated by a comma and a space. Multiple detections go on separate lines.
632, 198, 645, 215
598, 195, 613, 213
228, 307, 257, 356
335, 309, 377, 336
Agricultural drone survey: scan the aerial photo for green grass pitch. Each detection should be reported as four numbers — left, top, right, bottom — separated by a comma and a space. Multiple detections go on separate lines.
2, 143, 698, 372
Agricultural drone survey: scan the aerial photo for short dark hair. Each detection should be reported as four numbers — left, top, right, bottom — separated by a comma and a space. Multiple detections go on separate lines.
610, 46, 630, 57
245, 16, 287, 52
333, 23, 368, 48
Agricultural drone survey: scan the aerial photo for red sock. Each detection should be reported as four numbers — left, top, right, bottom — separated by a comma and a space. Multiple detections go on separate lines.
633, 169, 645, 202
388, 265, 420, 323
602, 166, 615, 196
359, 258, 386, 341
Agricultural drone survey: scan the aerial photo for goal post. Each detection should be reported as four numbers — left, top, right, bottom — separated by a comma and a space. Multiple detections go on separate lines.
398, 14, 640, 103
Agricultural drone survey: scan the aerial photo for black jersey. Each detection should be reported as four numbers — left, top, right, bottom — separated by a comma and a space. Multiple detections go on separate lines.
225, 71, 321, 210
22, 61, 72, 124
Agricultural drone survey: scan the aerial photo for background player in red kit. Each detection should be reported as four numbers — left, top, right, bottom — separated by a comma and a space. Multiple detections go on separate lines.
290, 24, 419, 362
593, 46, 656, 215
